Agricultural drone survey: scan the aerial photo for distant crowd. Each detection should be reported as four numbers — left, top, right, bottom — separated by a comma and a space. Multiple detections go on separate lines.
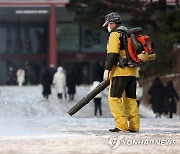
148, 77, 179, 118
5, 62, 180, 118
41, 65, 78, 102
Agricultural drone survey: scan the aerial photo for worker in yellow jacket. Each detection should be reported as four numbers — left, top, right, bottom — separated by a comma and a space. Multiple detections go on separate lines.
103, 12, 140, 132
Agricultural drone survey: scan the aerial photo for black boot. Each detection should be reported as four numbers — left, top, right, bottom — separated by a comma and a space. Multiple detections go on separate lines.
109, 128, 121, 132
128, 129, 138, 133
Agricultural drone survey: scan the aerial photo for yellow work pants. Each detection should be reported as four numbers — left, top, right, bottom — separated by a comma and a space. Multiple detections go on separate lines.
108, 91, 140, 131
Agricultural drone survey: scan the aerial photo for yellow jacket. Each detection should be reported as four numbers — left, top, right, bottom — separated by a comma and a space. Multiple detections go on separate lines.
107, 31, 137, 78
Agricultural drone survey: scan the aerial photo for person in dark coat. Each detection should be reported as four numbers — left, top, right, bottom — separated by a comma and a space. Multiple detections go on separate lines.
67, 69, 77, 101
49, 64, 56, 83
163, 81, 179, 118
7, 66, 16, 85
94, 60, 104, 82
148, 77, 165, 118
41, 68, 52, 99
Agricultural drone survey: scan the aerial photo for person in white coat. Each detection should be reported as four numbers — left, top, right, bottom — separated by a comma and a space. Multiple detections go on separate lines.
53, 66, 66, 100
91, 81, 102, 116
16, 68, 25, 86
136, 79, 143, 107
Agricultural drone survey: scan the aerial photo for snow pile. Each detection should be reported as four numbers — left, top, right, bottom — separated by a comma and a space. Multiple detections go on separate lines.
0, 86, 66, 118
0, 85, 112, 119
0, 85, 160, 136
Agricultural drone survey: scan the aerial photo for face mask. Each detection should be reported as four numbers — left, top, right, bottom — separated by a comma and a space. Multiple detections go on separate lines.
107, 26, 111, 32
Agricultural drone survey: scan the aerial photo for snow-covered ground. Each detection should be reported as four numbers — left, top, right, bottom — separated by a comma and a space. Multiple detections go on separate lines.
0, 85, 179, 154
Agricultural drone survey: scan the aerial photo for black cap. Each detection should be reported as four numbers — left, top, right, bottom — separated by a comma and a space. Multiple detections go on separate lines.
102, 12, 121, 27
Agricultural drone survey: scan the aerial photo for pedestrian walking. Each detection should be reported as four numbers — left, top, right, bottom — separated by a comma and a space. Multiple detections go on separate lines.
136, 79, 143, 107
94, 60, 104, 82
53, 66, 66, 100
7, 66, 16, 85
41, 68, 52, 99
16, 68, 25, 86
91, 81, 102, 117
148, 77, 165, 118
49, 64, 56, 83
67, 69, 77, 101
163, 81, 179, 118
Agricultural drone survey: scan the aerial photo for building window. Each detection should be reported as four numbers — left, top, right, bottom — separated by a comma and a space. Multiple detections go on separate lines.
56, 23, 108, 53
81, 25, 108, 52
57, 23, 80, 52
0, 23, 48, 54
